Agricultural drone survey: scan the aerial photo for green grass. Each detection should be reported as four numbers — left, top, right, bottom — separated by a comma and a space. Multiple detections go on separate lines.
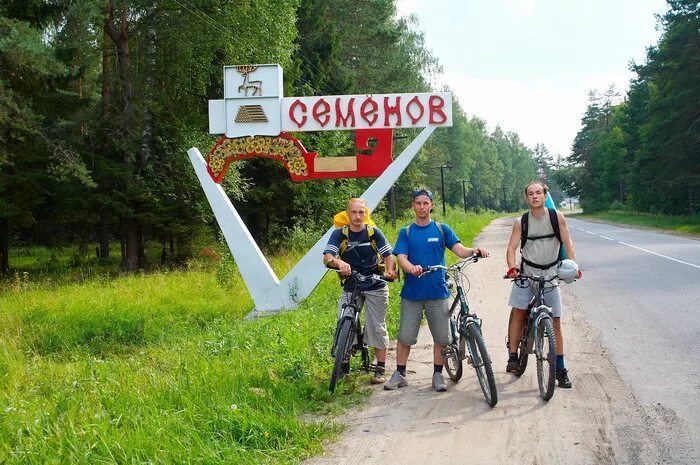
577, 210, 700, 237
0, 209, 498, 464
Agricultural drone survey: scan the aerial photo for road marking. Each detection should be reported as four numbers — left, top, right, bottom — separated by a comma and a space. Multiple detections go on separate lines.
618, 241, 700, 270
575, 228, 699, 267
577, 229, 615, 241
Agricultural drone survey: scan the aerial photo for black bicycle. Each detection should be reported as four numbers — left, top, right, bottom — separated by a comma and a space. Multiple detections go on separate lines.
329, 270, 392, 393
505, 274, 558, 401
422, 254, 498, 407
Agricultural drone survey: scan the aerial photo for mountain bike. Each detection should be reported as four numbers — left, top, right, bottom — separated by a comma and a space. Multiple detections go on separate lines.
505, 274, 558, 401
421, 253, 498, 407
329, 270, 392, 393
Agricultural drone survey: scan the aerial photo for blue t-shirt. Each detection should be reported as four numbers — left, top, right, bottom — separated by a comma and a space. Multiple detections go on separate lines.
393, 221, 460, 300
323, 226, 392, 291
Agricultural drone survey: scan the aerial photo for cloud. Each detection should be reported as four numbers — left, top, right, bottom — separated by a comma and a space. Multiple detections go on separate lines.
442, 69, 637, 157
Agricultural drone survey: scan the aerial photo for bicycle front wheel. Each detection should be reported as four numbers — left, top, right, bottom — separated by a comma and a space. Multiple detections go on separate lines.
329, 318, 354, 393
465, 323, 498, 407
443, 341, 463, 381
535, 316, 556, 401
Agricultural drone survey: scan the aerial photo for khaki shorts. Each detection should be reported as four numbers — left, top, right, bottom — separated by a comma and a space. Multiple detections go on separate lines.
508, 282, 563, 317
337, 286, 390, 350
397, 298, 451, 346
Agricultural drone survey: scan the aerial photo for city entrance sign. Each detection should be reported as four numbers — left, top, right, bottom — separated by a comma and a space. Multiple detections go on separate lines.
188, 64, 452, 313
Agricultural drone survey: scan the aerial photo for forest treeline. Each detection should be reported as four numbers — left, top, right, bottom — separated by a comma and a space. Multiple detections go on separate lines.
556, 0, 699, 215
0, 0, 547, 274
1, 0, 694, 275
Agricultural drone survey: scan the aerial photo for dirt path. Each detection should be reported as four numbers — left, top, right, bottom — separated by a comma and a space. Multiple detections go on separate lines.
304, 217, 683, 465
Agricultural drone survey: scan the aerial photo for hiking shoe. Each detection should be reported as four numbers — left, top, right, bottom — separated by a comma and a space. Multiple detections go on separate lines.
506, 357, 519, 374
371, 368, 386, 385
556, 368, 572, 388
432, 372, 447, 392
383, 370, 408, 390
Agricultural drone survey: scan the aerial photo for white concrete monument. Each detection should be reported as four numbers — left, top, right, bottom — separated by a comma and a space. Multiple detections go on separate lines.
188, 64, 452, 314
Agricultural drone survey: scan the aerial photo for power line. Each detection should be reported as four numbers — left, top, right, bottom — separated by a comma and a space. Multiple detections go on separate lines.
171, 0, 347, 96
185, 0, 347, 96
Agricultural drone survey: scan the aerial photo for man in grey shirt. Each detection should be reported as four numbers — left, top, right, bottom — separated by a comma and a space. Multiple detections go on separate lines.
504, 181, 581, 388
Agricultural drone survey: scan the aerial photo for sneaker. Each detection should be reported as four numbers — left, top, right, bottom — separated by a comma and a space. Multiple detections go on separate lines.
383, 370, 408, 390
432, 372, 447, 392
506, 357, 519, 374
556, 368, 572, 388
371, 368, 386, 385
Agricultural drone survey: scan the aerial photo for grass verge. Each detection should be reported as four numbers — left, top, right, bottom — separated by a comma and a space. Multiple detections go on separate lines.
0, 209, 499, 464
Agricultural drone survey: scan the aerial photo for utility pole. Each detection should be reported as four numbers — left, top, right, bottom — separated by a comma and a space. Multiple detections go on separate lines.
390, 185, 396, 228
460, 179, 468, 212
501, 186, 507, 212
433, 164, 451, 216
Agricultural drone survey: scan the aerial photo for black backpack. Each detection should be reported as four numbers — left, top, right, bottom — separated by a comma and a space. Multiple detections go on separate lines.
519, 209, 561, 270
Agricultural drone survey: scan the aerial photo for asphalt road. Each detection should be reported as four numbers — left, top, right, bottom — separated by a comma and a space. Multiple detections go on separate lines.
566, 217, 700, 461
303, 217, 699, 465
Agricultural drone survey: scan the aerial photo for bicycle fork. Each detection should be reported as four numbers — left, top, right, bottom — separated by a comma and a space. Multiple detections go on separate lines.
531, 308, 552, 359
331, 314, 355, 358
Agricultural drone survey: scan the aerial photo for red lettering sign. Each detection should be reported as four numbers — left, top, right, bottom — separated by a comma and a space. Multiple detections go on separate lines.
335, 97, 356, 127
289, 99, 307, 128
383, 96, 402, 127
428, 95, 447, 124
406, 96, 425, 125
360, 97, 378, 126
312, 99, 331, 127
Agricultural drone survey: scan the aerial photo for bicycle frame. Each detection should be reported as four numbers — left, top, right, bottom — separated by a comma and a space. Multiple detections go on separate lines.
507, 273, 558, 400
517, 276, 556, 355
329, 271, 390, 392
447, 262, 482, 361
424, 254, 498, 406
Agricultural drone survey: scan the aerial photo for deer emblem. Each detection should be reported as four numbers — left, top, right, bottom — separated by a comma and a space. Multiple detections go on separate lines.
236, 65, 262, 96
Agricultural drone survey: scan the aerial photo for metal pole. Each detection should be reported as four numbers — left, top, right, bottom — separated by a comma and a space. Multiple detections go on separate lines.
461, 180, 467, 212
439, 165, 446, 215
390, 185, 396, 228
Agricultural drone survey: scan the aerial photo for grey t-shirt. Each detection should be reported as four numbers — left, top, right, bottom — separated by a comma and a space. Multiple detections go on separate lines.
520, 208, 560, 278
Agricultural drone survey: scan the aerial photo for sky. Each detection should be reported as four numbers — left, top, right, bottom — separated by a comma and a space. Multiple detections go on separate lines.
396, 0, 668, 157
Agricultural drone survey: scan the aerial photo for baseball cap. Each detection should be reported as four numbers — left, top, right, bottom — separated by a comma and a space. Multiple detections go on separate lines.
411, 188, 433, 201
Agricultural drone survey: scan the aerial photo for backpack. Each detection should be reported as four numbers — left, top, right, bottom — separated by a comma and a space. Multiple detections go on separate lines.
339, 225, 387, 274
519, 209, 562, 270
405, 221, 445, 244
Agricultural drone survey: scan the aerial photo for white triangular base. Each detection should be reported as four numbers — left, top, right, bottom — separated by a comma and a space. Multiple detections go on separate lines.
187, 126, 435, 314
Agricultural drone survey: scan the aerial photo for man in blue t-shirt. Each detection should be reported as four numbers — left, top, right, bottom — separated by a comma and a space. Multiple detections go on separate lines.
323, 198, 397, 384
384, 188, 489, 392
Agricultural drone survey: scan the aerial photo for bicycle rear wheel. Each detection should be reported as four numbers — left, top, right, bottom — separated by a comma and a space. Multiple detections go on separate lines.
535, 316, 556, 401
465, 323, 498, 407
329, 318, 354, 393
508, 308, 529, 377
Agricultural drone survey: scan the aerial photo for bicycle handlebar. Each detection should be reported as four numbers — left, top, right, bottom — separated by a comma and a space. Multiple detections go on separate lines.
418, 252, 482, 277
329, 268, 395, 283
504, 274, 560, 286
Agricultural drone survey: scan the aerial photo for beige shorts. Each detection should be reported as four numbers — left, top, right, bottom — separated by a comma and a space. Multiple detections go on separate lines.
337, 286, 390, 350
508, 281, 562, 317
397, 298, 451, 346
